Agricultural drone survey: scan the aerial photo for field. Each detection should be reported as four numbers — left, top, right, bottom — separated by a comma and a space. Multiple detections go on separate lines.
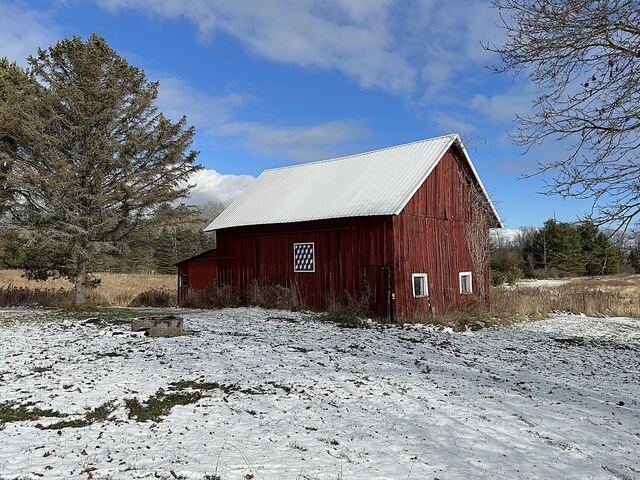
0, 270, 176, 307
491, 274, 640, 319
0, 307, 638, 479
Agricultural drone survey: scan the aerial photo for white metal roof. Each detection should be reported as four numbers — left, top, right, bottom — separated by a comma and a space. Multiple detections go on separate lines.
205, 134, 503, 231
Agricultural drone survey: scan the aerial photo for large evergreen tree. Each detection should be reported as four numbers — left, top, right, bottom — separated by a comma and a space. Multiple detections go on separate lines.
0, 35, 201, 305
578, 221, 620, 275
524, 219, 584, 275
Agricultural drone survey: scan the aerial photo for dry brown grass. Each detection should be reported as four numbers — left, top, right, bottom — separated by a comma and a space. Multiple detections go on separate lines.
491, 274, 640, 319
0, 269, 176, 307
397, 301, 507, 331
397, 274, 640, 328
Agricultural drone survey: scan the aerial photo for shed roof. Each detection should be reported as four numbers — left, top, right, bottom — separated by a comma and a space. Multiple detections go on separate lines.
205, 134, 502, 231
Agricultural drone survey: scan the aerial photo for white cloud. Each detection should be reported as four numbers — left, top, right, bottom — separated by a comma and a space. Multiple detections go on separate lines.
470, 91, 534, 124
0, 3, 59, 65
219, 119, 372, 162
154, 76, 372, 162
429, 111, 476, 138
155, 76, 249, 133
91, 0, 418, 93
185, 168, 254, 206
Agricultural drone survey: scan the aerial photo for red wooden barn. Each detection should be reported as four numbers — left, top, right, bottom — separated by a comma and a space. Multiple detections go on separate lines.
177, 134, 502, 320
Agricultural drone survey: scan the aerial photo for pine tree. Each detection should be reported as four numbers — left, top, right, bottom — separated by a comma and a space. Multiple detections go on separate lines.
524, 219, 584, 275
578, 222, 620, 275
0, 35, 201, 305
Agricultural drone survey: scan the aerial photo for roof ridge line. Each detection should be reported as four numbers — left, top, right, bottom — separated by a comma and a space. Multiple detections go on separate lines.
263, 133, 459, 172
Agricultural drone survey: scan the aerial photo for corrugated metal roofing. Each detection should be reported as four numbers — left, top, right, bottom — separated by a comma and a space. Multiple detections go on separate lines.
205, 134, 502, 231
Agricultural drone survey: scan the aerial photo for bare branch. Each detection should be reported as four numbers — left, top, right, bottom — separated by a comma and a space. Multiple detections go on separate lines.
487, 0, 640, 229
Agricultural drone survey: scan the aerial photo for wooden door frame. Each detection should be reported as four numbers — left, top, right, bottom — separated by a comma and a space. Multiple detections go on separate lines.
363, 265, 392, 321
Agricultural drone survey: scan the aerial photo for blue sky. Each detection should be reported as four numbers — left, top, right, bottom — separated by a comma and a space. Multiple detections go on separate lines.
0, 0, 597, 229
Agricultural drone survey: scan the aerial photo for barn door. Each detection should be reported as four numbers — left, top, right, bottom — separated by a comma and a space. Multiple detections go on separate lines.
363, 266, 391, 321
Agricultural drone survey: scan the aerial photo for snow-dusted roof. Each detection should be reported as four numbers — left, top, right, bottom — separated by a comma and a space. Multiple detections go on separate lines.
205, 134, 502, 231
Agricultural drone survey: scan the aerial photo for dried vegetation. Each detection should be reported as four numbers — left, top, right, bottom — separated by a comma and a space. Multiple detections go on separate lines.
0, 269, 175, 307
492, 275, 640, 319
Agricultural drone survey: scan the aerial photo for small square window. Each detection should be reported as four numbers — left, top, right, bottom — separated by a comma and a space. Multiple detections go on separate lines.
412, 273, 428, 298
293, 242, 315, 272
459, 272, 473, 295
179, 274, 188, 288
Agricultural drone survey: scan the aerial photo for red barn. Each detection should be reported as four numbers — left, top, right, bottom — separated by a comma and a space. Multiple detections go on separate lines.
177, 134, 502, 320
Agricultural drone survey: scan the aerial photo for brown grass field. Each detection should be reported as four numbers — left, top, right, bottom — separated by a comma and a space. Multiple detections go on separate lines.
0, 268, 639, 320
491, 274, 640, 320
0, 270, 176, 307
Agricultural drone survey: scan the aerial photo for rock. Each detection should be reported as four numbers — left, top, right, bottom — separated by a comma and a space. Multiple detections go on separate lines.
467, 321, 486, 332
131, 315, 184, 337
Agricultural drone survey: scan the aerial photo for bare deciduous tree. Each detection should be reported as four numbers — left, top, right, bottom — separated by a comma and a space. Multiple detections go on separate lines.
457, 159, 495, 302
487, 0, 640, 232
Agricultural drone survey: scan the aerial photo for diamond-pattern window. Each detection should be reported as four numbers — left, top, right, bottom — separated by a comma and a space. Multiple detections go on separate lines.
293, 242, 315, 272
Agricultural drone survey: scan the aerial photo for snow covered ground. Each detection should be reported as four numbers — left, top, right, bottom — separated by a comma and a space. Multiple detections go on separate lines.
0, 307, 638, 480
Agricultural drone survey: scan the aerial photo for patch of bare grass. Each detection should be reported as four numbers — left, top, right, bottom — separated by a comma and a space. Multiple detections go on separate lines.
0, 269, 175, 307
125, 389, 203, 422
398, 301, 503, 331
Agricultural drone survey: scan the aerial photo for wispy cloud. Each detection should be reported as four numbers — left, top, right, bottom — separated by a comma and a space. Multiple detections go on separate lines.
155, 76, 250, 133
470, 91, 534, 124
219, 120, 372, 162
90, 0, 522, 132
91, 0, 419, 94
154, 76, 372, 162
0, 2, 59, 66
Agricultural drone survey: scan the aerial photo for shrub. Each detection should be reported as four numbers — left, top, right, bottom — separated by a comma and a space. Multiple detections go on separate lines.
506, 266, 524, 284
0, 286, 77, 308
323, 289, 371, 327
491, 272, 505, 287
182, 284, 240, 309
128, 288, 176, 307
246, 280, 304, 310
397, 301, 491, 331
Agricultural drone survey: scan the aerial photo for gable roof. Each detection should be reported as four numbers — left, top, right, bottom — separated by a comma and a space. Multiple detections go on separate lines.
205, 133, 503, 231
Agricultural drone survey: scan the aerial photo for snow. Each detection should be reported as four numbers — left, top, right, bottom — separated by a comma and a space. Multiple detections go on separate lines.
0, 307, 639, 479
516, 279, 571, 288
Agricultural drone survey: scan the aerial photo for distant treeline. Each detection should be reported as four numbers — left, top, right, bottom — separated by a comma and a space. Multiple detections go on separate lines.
0, 201, 224, 276
491, 219, 640, 282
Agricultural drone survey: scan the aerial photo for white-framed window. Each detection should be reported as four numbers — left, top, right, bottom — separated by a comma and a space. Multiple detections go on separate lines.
179, 274, 188, 288
459, 271, 473, 295
412, 273, 428, 298
293, 242, 315, 272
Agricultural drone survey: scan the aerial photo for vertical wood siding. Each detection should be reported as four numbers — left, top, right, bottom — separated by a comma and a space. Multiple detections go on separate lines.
391, 148, 491, 316
178, 216, 394, 318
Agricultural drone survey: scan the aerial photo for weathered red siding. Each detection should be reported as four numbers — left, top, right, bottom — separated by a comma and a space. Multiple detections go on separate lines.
392, 148, 491, 316
178, 146, 494, 320
178, 216, 395, 318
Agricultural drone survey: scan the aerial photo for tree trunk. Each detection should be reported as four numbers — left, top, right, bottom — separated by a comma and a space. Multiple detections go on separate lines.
74, 264, 88, 307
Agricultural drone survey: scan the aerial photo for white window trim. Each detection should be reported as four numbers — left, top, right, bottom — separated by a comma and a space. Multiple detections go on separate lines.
293, 242, 316, 273
459, 271, 473, 295
411, 273, 428, 298
179, 274, 188, 288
